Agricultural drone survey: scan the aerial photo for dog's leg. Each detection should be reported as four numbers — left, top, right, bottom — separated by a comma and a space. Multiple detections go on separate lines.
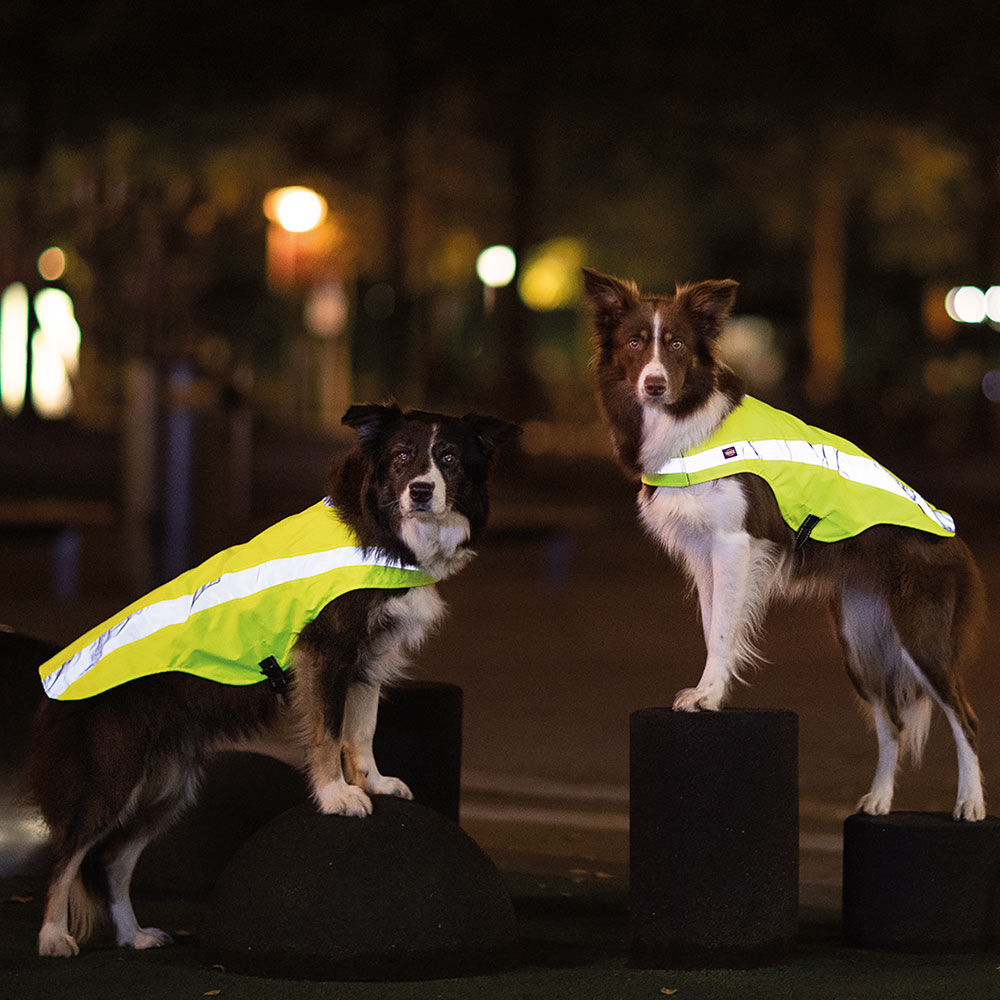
938, 697, 985, 821
673, 531, 755, 711
889, 583, 985, 822
341, 681, 413, 800
836, 587, 908, 815
104, 833, 173, 949
292, 648, 374, 817
856, 702, 900, 815
309, 722, 372, 817
904, 657, 985, 821
37, 840, 98, 957
680, 546, 716, 652
102, 759, 201, 950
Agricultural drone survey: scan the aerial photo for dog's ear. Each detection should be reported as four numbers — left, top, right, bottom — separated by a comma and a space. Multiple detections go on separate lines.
582, 268, 640, 336
676, 279, 739, 336
462, 414, 522, 459
341, 403, 403, 444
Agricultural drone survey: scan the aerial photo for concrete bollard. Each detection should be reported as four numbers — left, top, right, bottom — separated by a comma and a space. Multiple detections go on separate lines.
629, 707, 799, 968
373, 679, 463, 823
843, 811, 1000, 951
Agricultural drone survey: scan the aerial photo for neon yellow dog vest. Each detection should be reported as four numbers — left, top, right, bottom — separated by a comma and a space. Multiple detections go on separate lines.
641, 395, 955, 543
39, 499, 436, 700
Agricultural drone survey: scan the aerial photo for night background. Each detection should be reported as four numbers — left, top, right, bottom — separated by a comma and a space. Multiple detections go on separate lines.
4, 5, 1000, 987
3, 2, 1000, 449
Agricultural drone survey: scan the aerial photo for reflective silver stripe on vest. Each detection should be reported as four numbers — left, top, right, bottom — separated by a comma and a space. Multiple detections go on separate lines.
41, 547, 423, 700
652, 438, 955, 534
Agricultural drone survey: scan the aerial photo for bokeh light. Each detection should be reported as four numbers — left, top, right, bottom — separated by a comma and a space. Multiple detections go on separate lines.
263, 186, 328, 233
517, 238, 585, 311
0, 282, 29, 417
986, 286, 1000, 323
476, 245, 517, 288
31, 287, 81, 419
37, 246, 66, 281
945, 286, 987, 324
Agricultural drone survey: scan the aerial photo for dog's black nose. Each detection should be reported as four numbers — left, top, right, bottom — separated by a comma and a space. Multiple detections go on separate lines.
643, 374, 667, 397
408, 481, 434, 505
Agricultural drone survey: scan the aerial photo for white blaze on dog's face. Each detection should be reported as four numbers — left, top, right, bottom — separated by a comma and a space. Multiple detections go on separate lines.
394, 426, 451, 518
388, 423, 456, 518
381, 416, 478, 576
340, 403, 521, 577
584, 269, 739, 415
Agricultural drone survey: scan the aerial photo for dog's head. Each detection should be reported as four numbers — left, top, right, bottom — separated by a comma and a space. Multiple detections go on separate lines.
335, 404, 520, 571
583, 268, 738, 416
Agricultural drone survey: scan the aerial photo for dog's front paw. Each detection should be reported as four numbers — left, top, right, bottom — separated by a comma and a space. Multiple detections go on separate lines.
130, 927, 173, 950
856, 791, 892, 816
953, 796, 986, 822
316, 779, 373, 817
38, 923, 79, 957
672, 687, 721, 712
368, 774, 413, 800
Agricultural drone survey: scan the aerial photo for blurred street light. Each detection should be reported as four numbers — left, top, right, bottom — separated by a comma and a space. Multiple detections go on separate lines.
0, 282, 81, 419
945, 285, 1000, 324
31, 288, 80, 419
476, 245, 516, 314
263, 185, 339, 292
476, 245, 516, 288
262, 185, 352, 429
517, 237, 584, 311
0, 282, 29, 417
263, 186, 328, 233
37, 246, 67, 282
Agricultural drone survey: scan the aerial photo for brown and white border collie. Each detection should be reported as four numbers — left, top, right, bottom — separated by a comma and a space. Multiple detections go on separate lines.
584, 267, 986, 823
28, 404, 520, 957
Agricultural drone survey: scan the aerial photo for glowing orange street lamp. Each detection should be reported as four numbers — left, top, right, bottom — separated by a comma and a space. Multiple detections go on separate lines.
263, 186, 336, 291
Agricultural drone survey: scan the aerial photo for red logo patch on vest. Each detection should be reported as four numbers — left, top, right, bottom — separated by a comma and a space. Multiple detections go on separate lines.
722, 446, 738, 459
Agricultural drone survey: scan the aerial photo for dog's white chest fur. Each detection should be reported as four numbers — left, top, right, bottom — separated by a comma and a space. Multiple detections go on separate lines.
400, 512, 474, 580
638, 477, 748, 563
638, 395, 732, 476
380, 585, 447, 643
366, 585, 448, 687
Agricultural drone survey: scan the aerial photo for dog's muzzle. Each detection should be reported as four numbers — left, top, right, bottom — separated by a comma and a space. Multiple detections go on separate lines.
407, 480, 435, 510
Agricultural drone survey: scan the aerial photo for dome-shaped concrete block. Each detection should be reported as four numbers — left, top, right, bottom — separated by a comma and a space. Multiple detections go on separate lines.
202, 797, 518, 980
134, 679, 463, 898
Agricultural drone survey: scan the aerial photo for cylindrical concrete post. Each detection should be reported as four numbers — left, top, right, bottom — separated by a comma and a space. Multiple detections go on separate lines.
843, 811, 1000, 951
374, 680, 464, 822
630, 708, 799, 968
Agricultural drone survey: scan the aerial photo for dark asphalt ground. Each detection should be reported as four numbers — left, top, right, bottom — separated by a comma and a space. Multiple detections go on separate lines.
3, 422, 1000, 995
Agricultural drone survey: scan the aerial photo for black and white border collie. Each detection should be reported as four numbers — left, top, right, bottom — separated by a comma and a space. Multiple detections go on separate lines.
28, 403, 520, 957
584, 267, 986, 822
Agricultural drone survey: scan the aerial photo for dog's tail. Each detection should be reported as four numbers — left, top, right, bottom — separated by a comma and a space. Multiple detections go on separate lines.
898, 694, 933, 768
68, 851, 109, 943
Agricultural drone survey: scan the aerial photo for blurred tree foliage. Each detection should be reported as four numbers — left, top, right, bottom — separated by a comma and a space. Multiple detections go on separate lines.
0, 0, 997, 432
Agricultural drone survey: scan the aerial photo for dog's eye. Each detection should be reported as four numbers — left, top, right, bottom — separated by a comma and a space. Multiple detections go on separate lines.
393, 450, 410, 464
438, 451, 457, 466
669, 339, 685, 352
627, 336, 642, 350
